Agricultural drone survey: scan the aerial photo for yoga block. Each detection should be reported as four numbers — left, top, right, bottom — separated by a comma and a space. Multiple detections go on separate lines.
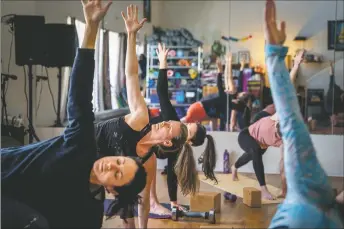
243, 187, 261, 208
190, 192, 221, 213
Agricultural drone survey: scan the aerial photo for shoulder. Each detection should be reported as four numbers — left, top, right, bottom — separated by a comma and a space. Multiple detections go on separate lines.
124, 112, 150, 132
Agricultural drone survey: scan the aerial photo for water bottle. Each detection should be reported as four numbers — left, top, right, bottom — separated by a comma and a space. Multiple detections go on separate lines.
223, 150, 230, 173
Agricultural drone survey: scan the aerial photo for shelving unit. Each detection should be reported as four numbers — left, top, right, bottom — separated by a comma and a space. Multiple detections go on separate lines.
145, 44, 203, 118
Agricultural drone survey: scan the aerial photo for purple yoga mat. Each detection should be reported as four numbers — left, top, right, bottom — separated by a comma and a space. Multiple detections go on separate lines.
103, 199, 189, 219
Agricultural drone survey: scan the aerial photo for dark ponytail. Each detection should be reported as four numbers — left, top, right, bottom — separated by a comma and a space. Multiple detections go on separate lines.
200, 134, 218, 184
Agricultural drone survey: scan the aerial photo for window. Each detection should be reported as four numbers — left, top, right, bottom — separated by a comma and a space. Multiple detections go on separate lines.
74, 19, 102, 112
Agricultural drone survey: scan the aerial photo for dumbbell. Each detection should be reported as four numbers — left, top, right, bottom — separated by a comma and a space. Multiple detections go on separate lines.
224, 192, 237, 203
171, 207, 216, 224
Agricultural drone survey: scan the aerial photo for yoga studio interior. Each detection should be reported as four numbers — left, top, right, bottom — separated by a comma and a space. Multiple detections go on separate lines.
1, 0, 343, 228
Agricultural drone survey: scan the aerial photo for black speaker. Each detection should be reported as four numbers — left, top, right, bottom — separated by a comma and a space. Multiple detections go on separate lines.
14, 15, 45, 66
42, 23, 76, 68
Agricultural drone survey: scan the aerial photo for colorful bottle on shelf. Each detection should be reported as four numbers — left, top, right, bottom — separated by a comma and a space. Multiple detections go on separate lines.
223, 150, 230, 174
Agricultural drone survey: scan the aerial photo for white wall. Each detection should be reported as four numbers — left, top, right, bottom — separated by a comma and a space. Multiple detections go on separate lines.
159, 0, 344, 86
1, 1, 38, 131
2, 0, 164, 127
157, 131, 344, 177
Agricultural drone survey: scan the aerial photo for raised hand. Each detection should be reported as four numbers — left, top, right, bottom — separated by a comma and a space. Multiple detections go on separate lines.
121, 4, 147, 34
294, 49, 305, 65
81, 0, 112, 26
264, 0, 286, 45
156, 43, 169, 69
225, 52, 237, 95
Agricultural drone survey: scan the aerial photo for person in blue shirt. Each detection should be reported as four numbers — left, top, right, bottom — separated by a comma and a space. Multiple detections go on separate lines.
263, 0, 343, 228
1, 1, 147, 228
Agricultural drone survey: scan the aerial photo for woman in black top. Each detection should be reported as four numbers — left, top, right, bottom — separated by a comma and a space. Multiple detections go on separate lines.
148, 44, 189, 215
94, 6, 217, 228
1, 2, 147, 228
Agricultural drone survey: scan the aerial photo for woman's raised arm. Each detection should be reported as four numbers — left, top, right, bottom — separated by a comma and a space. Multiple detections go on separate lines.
121, 5, 148, 125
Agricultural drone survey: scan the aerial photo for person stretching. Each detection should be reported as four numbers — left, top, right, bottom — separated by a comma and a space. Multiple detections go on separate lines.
148, 43, 190, 215
181, 53, 251, 131
326, 61, 344, 127
1, 1, 147, 228
231, 112, 282, 200
94, 6, 217, 228
264, 0, 343, 227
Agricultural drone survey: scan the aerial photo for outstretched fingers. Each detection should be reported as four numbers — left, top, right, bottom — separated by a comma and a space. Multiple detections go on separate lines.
103, 1, 112, 13
121, 11, 126, 21
139, 18, 147, 27
280, 21, 286, 36
133, 5, 138, 21
127, 5, 131, 19
165, 48, 169, 56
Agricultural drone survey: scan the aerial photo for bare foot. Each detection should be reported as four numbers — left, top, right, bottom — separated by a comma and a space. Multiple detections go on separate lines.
231, 165, 239, 181
261, 186, 276, 200
150, 202, 171, 215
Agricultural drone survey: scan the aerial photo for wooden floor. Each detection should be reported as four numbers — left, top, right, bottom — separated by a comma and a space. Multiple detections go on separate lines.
102, 172, 343, 228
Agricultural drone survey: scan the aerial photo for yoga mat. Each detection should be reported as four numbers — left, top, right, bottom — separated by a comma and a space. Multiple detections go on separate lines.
103, 200, 189, 219
198, 173, 284, 205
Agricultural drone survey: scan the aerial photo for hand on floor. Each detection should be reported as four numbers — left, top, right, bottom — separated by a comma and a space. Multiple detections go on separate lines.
171, 202, 188, 212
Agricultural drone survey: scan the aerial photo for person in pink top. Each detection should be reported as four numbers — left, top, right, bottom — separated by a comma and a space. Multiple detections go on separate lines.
231, 114, 282, 200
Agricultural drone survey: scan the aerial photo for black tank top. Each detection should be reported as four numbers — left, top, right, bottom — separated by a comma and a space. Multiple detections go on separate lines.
95, 116, 153, 162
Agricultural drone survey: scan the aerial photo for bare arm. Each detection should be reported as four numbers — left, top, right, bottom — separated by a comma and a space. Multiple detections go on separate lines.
138, 154, 156, 229
122, 5, 149, 129
289, 49, 305, 86
225, 53, 236, 94
264, 0, 333, 208
125, 33, 147, 113
230, 110, 237, 131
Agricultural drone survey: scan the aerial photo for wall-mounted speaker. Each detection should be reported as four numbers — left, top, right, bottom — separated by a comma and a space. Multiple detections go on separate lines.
14, 15, 45, 66
42, 23, 77, 68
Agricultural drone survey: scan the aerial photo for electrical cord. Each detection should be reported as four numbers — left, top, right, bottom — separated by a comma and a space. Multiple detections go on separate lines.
5, 30, 13, 96
36, 67, 45, 116
44, 67, 57, 115
23, 66, 40, 142
1, 20, 14, 125
36, 81, 43, 116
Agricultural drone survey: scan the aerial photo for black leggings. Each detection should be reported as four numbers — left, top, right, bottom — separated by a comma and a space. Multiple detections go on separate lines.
1, 197, 49, 229
234, 128, 267, 186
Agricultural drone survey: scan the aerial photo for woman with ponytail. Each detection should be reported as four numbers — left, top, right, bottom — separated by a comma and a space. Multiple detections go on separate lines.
92, 6, 218, 228
148, 43, 218, 215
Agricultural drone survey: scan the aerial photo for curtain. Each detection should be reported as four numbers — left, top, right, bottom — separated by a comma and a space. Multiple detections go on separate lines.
93, 27, 103, 112
109, 32, 127, 109
60, 17, 77, 123
108, 32, 127, 109
102, 30, 112, 110
66, 18, 127, 113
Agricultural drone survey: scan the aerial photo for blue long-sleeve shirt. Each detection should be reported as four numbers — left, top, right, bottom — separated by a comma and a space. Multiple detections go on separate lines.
1, 49, 104, 229
265, 44, 343, 228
